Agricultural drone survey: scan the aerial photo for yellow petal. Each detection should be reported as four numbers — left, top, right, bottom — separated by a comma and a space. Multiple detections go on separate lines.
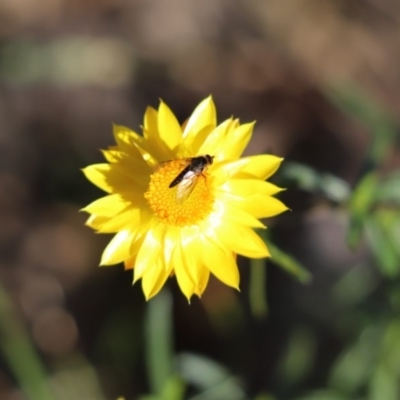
163, 227, 179, 266
180, 226, 202, 283
220, 179, 283, 198
82, 164, 113, 193
201, 236, 240, 289
102, 148, 152, 177
217, 201, 265, 228
101, 147, 121, 163
216, 223, 270, 258
198, 118, 235, 157
102, 147, 141, 167
142, 259, 172, 300
220, 122, 254, 160
85, 214, 110, 230
133, 223, 164, 282
217, 179, 285, 198
185, 125, 216, 157
143, 106, 176, 161
238, 195, 289, 218
82, 163, 147, 194
113, 124, 159, 166
81, 194, 128, 217
97, 207, 141, 233
129, 235, 145, 260
211, 158, 250, 186
183, 96, 216, 140
113, 125, 144, 156
124, 256, 136, 270
108, 150, 152, 176
128, 226, 150, 262
193, 267, 210, 297
110, 162, 149, 189
173, 242, 195, 301
100, 229, 134, 265
239, 155, 284, 180
143, 106, 158, 138
157, 100, 182, 151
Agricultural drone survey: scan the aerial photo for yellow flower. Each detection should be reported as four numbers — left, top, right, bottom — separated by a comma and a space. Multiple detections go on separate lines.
82, 97, 288, 300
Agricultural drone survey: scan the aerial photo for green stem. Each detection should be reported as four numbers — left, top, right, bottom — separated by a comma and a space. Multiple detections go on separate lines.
144, 288, 174, 395
0, 282, 55, 400
249, 258, 268, 318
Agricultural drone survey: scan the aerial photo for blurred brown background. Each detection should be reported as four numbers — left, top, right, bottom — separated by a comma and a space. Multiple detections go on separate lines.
1, 1, 400, 399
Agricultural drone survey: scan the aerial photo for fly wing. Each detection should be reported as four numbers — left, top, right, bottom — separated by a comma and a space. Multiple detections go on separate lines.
175, 171, 199, 203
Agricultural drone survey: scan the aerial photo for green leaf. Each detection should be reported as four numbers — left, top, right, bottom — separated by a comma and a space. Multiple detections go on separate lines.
376, 170, 400, 204
176, 353, 246, 400
380, 320, 400, 373
366, 320, 400, 400
347, 171, 378, 248
276, 327, 316, 385
281, 162, 351, 202
366, 212, 400, 278
378, 210, 400, 261
349, 172, 378, 214
266, 241, 312, 284
369, 365, 399, 400
281, 163, 320, 191
332, 263, 378, 307
329, 326, 379, 394
319, 172, 351, 203
329, 344, 372, 394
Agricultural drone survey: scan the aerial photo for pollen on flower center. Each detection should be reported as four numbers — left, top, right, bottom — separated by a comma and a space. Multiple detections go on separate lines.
144, 159, 214, 226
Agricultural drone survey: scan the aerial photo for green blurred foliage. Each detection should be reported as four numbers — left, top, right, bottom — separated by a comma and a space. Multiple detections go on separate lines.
1, 3, 400, 400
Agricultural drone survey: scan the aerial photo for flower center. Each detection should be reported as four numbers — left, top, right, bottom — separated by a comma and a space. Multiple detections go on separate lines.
144, 159, 214, 226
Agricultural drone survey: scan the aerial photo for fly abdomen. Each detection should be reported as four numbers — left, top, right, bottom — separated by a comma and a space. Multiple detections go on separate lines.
169, 166, 191, 188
